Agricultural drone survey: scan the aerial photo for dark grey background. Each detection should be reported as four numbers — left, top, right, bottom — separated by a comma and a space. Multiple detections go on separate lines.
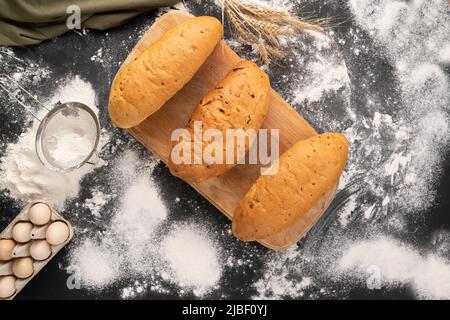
0, 1, 449, 300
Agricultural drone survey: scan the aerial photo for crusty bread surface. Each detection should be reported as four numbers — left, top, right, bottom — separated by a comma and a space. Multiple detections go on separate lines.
169, 60, 271, 183
232, 133, 349, 241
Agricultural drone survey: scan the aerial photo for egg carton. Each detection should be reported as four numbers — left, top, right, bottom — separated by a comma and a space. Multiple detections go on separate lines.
0, 201, 73, 300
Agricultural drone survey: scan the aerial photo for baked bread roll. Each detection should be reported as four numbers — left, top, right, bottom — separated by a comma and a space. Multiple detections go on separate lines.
169, 60, 271, 183
232, 133, 349, 241
109, 16, 223, 128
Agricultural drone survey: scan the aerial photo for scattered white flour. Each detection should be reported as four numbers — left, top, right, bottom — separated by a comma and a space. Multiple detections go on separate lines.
0, 76, 102, 207
1, 0, 446, 300
290, 32, 351, 104
347, 0, 450, 213
0, 126, 93, 207
121, 280, 149, 299
111, 175, 167, 274
339, 237, 450, 299
219, 0, 450, 222
253, 247, 313, 299
47, 128, 94, 169
68, 151, 165, 288
90, 48, 104, 63
68, 150, 222, 297
46, 75, 98, 113
240, 0, 450, 299
163, 225, 222, 295
84, 189, 111, 217
70, 239, 120, 288
337, 196, 357, 226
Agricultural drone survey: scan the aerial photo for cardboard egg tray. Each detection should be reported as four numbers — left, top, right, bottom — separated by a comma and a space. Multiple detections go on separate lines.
0, 201, 73, 300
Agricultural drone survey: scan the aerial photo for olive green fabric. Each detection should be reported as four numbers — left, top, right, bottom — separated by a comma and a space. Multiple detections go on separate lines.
0, 0, 180, 46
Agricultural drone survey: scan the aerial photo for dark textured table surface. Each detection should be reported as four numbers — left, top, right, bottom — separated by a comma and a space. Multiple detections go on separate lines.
1, 1, 450, 300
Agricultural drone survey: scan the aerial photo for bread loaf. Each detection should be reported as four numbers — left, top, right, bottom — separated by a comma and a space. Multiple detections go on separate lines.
169, 60, 271, 183
109, 16, 223, 128
232, 133, 349, 241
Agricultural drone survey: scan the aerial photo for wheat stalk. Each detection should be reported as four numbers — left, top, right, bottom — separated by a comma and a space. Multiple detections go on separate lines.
218, 0, 325, 65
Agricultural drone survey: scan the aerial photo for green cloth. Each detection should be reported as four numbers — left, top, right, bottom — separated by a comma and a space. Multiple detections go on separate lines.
0, 0, 180, 46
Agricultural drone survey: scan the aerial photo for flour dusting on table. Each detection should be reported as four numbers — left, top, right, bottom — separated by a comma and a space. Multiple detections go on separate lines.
339, 237, 450, 299
45, 76, 99, 114
346, 0, 450, 214
1, 0, 449, 300
66, 149, 223, 297
70, 238, 121, 288
253, 247, 313, 299
83, 189, 111, 217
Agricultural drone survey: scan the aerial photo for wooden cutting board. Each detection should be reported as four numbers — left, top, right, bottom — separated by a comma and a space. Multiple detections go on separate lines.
118, 10, 337, 250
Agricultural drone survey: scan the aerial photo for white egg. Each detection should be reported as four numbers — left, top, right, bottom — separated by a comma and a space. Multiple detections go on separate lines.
0, 239, 16, 261
29, 203, 52, 226
0, 276, 16, 299
46, 221, 70, 245
30, 240, 52, 261
12, 257, 34, 279
12, 222, 33, 243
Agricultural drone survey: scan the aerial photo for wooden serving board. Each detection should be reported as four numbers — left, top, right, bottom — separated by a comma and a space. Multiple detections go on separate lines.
120, 11, 337, 250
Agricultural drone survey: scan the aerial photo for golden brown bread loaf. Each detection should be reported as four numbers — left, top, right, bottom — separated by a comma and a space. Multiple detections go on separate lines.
169, 60, 271, 183
108, 16, 223, 128
232, 133, 349, 241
